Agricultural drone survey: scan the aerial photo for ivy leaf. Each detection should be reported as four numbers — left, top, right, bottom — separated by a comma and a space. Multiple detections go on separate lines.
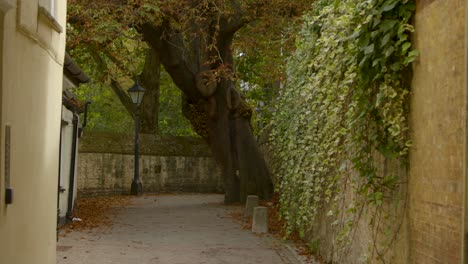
384, 46, 395, 58
364, 44, 375, 55
380, 20, 398, 33
381, 0, 399, 12
359, 55, 370, 68
346, 207, 357, 214
403, 49, 420, 65
299, 229, 305, 238
381, 32, 392, 47
408, 49, 420, 58
405, 140, 413, 147
359, 33, 370, 48
375, 91, 384, 107
372, 58, 382, 67
383, 175, 398, 187
390, 61, 401, 71
377, 144, 399, 159
401, 42, 411, 53
374, 191, 383, 206
348, 29, 362, 40
374, 192, 383, 200
399, 24, 415, 34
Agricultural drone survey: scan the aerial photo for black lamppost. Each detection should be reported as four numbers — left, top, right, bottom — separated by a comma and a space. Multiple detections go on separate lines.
128, 80, 145, 196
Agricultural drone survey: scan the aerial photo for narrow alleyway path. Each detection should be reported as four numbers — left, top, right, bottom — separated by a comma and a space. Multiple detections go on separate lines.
57, 194, 305, 264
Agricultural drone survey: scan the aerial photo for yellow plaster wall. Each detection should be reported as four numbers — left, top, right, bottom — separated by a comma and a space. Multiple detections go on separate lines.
0, 0, 66, 263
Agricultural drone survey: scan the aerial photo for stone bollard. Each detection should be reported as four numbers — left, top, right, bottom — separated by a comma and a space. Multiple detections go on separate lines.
252, 206, 268, 234
244, 195, 259, 218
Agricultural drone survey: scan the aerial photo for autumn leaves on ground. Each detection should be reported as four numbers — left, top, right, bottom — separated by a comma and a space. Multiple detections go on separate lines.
66, 194, 285, 234
60, 195, 133, 233
61, 193, 317, 261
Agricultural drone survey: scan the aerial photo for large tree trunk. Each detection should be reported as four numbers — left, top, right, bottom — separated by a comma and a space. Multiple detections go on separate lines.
140, 12, 273, 203
209, 80, 273, 203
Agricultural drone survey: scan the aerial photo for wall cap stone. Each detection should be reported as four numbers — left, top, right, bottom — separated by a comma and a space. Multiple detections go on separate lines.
79, 132, 213, 157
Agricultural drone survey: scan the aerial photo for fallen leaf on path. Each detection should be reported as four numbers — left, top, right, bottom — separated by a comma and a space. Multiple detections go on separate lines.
60, 195, 133, 233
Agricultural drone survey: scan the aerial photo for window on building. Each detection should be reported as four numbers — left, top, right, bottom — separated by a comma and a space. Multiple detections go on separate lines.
38, 0, 62, 33
39, 0, 57, 17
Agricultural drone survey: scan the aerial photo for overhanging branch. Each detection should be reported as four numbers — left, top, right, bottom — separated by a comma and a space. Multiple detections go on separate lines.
89, 48, 135, 116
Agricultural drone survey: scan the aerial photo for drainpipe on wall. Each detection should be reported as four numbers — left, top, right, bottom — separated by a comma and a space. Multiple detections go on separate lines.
82, 101, 91, 129
78, 101, 91, 138
464, 0, 468, 262
57, 117, 63, 240
66, 113, 79, 221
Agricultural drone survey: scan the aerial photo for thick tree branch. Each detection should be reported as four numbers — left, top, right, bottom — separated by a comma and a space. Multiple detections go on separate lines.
219, 0, 248, 36
140, 23, 201, 100
90, 46, 160, 134
109, 79, 135, 115
89, 48, 135, 115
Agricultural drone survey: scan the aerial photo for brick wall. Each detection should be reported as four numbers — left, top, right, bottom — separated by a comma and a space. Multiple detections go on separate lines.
77, 132, 223, 196
409, 0, 465, 263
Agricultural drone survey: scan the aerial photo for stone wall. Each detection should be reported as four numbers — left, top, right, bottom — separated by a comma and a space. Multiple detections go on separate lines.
302, 154, 408, 264
409, 1, 465, 263
77, 132, 223, 196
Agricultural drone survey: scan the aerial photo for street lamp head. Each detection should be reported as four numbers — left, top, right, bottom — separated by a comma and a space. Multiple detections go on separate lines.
127, 80, 146, 106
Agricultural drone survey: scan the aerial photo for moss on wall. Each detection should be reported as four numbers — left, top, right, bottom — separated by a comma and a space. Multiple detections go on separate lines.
79, 131, 212, 157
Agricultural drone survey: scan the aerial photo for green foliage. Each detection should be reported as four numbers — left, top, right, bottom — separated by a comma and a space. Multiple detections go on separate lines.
309, 239, 320, 255
159, 69, 198, 136
67, 7, 195, 136
67, 34, 142, 133
67, 3, 148, 81
73, 82, 133, 133
74, 68, 196, 136
67, 0, 314, 138
269, 0, 415, 260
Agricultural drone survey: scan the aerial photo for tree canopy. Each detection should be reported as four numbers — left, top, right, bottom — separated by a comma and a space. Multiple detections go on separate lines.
67, 0, 313, 203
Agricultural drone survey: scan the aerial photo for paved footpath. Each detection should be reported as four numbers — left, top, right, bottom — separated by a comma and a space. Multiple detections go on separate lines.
57, 194, 307, 264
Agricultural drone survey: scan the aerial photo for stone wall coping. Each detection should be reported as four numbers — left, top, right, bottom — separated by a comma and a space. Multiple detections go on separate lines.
79, 132, 213, 157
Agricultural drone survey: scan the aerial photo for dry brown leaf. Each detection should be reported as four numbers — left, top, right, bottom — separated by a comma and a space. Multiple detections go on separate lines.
60, 195, 133, 233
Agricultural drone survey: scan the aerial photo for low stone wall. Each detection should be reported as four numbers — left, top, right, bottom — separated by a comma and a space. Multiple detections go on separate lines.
77, 132, 223, 196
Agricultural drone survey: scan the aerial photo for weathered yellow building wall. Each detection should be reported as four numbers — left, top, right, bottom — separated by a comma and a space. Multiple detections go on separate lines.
410, 0, 465, 263
0, 0, 66, 263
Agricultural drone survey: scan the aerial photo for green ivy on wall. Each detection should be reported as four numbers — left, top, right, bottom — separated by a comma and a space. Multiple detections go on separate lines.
269, 0, 416, 261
